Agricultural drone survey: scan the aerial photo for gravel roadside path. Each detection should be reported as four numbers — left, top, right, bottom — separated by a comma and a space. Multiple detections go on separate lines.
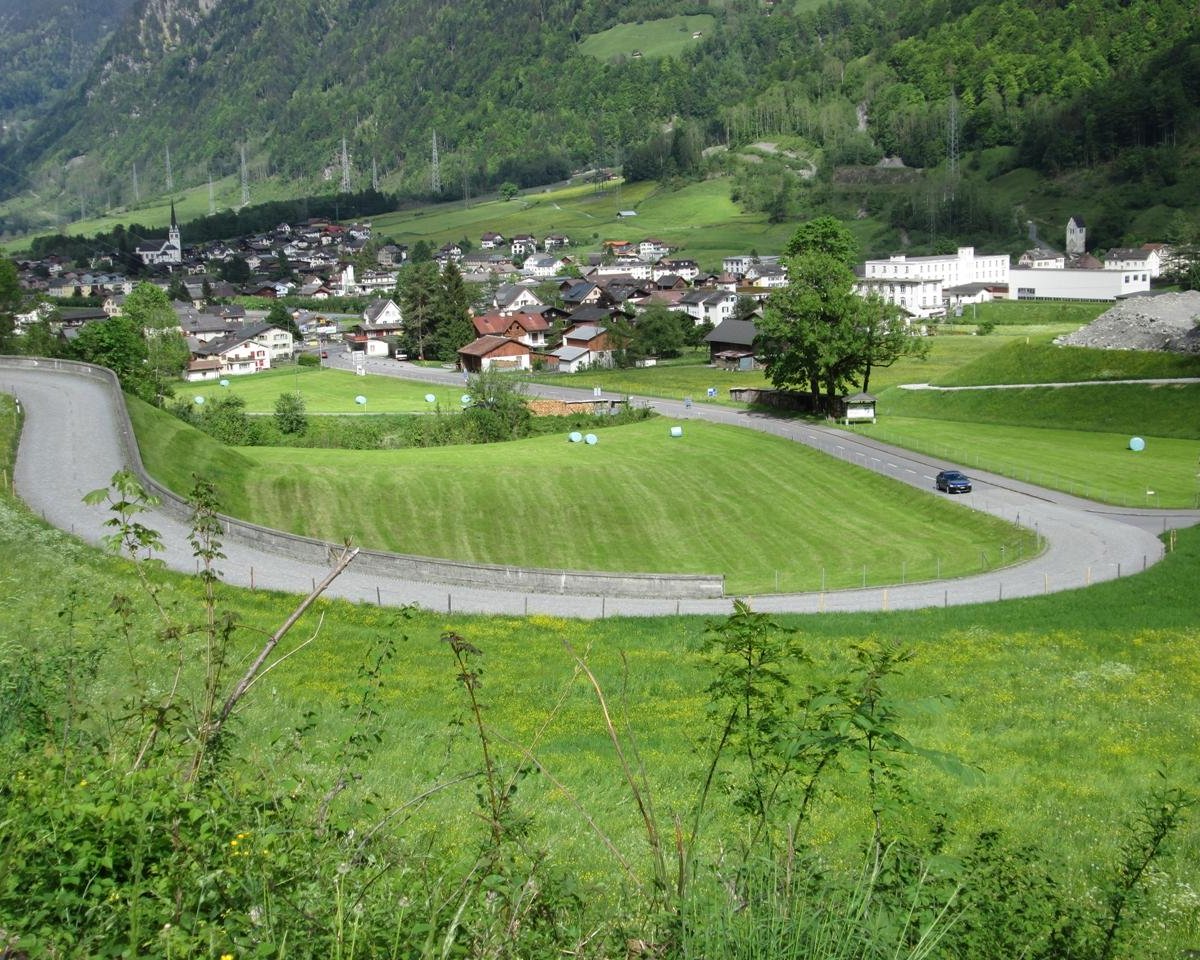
5, 359, 1195, 619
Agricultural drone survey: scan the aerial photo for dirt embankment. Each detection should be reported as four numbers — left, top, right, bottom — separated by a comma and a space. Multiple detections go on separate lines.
1054, 291, 1200, 353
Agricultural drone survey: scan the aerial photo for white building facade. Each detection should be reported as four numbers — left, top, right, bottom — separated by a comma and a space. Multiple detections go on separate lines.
858, 247, 1010, 319
1009, 267, 1151, 301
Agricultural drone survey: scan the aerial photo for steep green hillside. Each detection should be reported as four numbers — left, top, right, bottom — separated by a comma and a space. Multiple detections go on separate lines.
2, 0, 1198, 251
0, 0, 134, 127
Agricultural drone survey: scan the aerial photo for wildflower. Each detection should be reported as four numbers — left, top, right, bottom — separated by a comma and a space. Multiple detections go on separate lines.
78, 779, 88, 788
221, 954, 234, 960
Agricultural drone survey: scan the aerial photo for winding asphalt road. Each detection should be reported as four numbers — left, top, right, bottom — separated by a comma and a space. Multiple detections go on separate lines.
4, 357, 1197, 619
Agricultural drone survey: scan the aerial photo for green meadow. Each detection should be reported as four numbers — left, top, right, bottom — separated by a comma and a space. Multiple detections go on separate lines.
858, 415, 1200, 507
185, 365, 468, 413
939, 336, 1200, 386
0, 422, 1197, 951
532, 322, 1069, 401
130, 401, 1033, 593
369, 178, 793, 271
579, 14, 716, 61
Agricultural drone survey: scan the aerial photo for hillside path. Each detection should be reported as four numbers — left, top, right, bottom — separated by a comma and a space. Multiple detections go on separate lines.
4, 357, 1198, 619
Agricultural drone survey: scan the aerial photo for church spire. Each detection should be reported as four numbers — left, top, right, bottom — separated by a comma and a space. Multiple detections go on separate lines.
170, 200, 177, 227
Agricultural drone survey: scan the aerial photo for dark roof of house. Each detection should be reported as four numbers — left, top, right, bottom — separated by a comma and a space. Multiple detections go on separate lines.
194, 322, 281, 356
562, 281, 599, 302
363, 299, 398, 323
57, 307, 109, 322
704, 318, 758, 347
1104, 247, 1151, 261
567, 306, 617, 324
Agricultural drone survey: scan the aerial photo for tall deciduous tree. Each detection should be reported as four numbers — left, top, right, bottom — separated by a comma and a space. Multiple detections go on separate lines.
273, 391, 307, 435
68, 315, 152, 399
783, 215, 860, 264
631, 305, 685, 360
125, 282, 189, 402
758, 218, 924, 411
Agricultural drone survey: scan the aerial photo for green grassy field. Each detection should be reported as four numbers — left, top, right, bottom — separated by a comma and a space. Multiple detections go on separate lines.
0, 456, 1196, 944
881, 381, 1200, 439
579, 14, 716, 61
534, 321, 1076, 401
369, 178, 791, 272
939, 337, 1200, 386
856, 414, 1200, 507
5, 379, 1200, 954
130, 400, 1034, 593
0, 171, 305, 255
185, 365, 469, 413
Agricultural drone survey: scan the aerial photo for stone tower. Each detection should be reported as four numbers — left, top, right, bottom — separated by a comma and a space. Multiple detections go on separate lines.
1066, 215, 1086, 255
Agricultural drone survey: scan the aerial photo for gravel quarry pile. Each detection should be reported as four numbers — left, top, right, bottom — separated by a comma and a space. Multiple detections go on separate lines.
1055, 291, 1200, 353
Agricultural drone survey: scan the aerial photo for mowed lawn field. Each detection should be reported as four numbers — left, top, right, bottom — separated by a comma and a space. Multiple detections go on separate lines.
130, 404, 1033, 593
863, 376, 1200, 508
578, 14, 716, 61
186, 366, 468, 413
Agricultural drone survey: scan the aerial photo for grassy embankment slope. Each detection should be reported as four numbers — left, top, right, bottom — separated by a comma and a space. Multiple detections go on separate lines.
2, 386, 1198, 946
131, 400, 1032, 594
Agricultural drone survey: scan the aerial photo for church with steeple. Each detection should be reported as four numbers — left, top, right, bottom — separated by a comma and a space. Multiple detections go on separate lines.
136, 202, 183, 267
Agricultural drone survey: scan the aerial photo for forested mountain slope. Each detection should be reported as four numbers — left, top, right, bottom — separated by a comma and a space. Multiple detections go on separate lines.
0, 0, 135, 130
2, 0, 1198, 239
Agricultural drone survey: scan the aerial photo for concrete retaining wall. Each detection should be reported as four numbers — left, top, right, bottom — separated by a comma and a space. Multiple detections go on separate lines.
1, 357, 725, 598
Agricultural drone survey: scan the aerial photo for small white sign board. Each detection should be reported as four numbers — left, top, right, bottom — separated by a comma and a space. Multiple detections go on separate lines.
356, 364, 365, 377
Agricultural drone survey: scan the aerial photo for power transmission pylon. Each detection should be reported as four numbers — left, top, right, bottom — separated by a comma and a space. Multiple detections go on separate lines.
946, 90, 959, 198
431, 131, 441, 194
240, 144, 249, 207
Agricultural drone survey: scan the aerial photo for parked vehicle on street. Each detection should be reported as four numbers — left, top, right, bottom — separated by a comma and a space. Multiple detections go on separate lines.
935, 470, 973, 494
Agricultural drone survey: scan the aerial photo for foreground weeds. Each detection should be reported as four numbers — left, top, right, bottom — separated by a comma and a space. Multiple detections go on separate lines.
0, 467, 1196, 957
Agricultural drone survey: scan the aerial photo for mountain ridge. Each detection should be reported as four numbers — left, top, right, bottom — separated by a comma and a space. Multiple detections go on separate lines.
2, 0, 1198, 247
